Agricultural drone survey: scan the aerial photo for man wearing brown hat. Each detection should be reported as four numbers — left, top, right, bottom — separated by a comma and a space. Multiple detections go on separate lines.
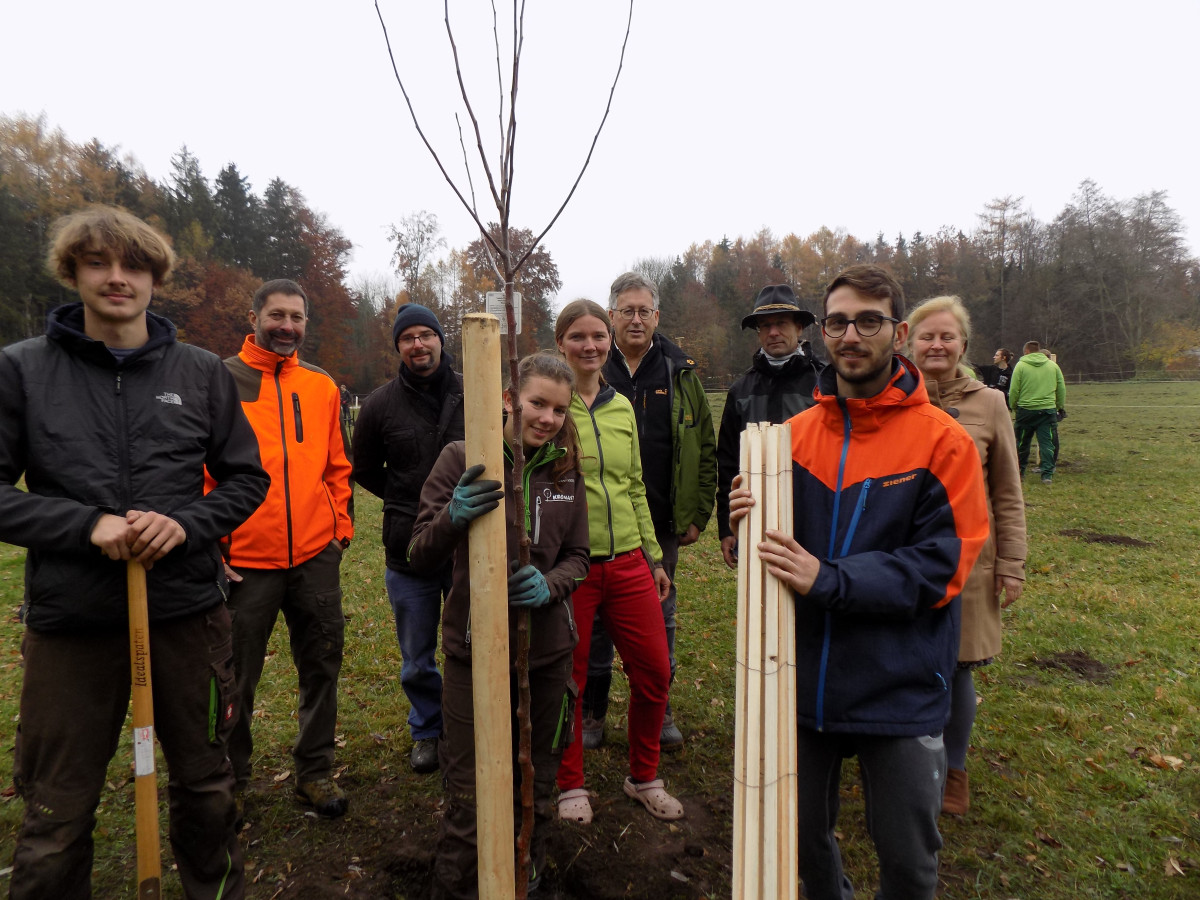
352, 302, 464, 773
717, 284, 822, 568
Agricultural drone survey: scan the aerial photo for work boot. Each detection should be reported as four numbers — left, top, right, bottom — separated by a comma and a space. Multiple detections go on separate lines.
660, 712, 684, 752
411, 737, 440, 774
295, 777, 348, 818
942, 767, 969, 816
581, 716, 606, 750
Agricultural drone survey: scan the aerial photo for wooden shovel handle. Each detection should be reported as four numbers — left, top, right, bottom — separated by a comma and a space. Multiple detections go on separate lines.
127, 560, 161, 899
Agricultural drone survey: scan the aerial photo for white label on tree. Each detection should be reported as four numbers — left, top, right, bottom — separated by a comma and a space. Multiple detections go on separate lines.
134, 725, 156, 776
485, 291, 522, 334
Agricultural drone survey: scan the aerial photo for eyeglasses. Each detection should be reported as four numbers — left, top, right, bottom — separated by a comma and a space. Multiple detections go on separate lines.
397, 330, 439, 347
613, 307, 657, 321
820, 314, 899, 338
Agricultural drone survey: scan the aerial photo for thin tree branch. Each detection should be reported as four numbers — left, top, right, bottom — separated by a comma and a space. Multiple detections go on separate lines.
491, 0, 506, 175
444, 0, 504, 213
374, 1, 496, 250
514, 0, 633, 272
455, 113, 481, 224
503, 1, 524, 219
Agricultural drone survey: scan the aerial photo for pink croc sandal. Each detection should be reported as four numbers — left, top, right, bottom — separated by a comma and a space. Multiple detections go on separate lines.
557, 788, 593, 824
623, 777, 683, 821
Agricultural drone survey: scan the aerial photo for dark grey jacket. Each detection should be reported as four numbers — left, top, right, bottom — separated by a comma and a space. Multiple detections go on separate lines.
0, 303, 269, 631
716, 350, 822, 539
352, 358, 465, 571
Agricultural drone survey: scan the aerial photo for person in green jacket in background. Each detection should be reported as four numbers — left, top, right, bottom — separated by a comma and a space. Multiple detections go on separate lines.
1008, 340, 1067, 484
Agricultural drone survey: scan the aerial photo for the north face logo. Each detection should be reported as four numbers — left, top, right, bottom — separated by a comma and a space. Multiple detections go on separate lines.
156, 392, 182, 406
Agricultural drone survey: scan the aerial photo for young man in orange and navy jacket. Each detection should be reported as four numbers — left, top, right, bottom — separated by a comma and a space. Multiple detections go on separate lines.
730, 265, 988, 900
219, 278, 354, 822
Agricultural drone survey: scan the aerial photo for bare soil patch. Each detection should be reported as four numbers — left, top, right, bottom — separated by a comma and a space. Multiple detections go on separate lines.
1058, 529, 1152, 547
236, 765, 733, 898
1028, 650, 1113, 683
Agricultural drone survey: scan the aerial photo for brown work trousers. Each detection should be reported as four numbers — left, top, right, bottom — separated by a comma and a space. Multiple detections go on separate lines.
432, 653, 574, 900
226, 541, 345, 786
10, 606, 244, 900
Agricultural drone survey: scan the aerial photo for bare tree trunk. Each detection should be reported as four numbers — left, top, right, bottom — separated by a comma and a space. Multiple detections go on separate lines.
501, 274, 535, 895
373, 4, 634, 894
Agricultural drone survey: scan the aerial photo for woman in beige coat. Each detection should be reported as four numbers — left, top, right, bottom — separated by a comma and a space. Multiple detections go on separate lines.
908, 295, 1027, 816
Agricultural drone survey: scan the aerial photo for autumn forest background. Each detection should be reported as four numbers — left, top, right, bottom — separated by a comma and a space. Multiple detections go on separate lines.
3, 112, 1198, 392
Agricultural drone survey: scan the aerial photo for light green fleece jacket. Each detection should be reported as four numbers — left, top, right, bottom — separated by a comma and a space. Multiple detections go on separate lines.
1008, 352, 1066, 411
570, 384, 662, 562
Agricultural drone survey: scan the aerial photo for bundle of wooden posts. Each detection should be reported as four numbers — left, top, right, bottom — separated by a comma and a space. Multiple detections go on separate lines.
732, 422, 798, 900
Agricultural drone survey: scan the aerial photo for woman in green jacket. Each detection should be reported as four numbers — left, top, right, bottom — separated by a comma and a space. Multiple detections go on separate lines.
553, 300, 683, 825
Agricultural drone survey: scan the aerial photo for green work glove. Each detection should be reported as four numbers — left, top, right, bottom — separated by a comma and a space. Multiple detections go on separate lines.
508, 565, 551, 608
448, 464, 503, 528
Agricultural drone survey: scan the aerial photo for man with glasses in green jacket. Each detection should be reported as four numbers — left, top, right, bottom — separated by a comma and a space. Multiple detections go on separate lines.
581, 271, 717, 752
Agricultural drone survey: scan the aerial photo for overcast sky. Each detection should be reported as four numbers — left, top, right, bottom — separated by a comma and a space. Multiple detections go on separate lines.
4, 0, 1196, 309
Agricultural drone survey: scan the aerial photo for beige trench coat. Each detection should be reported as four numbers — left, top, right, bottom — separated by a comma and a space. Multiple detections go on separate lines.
926, 374, 1027, 661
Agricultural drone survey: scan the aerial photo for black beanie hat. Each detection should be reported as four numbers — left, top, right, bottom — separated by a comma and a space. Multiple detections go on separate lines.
391, 304, 445, 351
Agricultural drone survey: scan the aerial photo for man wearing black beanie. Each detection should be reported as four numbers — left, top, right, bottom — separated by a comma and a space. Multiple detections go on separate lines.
352, 303, 464, 773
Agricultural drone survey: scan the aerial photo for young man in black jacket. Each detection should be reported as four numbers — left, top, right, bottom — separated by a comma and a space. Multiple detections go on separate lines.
0, 206, 269, 899
717, 284, 822, 568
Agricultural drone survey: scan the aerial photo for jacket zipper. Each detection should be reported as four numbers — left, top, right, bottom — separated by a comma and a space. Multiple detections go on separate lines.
274, 361, 295, 567
533, 495, 543, 544
115, 371, 133, 510
816, 403, 855, 731
584, 399, 617, 557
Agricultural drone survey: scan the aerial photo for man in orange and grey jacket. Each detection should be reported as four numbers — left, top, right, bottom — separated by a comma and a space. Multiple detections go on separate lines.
219, 278, 354, 822
730, 265, 988, 900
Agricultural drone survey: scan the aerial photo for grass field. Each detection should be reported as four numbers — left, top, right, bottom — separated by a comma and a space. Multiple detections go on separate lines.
0, 381, 1198, 897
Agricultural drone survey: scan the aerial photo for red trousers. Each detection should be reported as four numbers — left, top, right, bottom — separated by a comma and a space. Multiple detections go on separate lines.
556, 550, 670, 788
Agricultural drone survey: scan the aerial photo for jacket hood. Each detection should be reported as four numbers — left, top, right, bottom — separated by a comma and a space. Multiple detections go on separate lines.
47, 302, 177, 364
1020, 352, 1050, 367
814, 354, 928, 432
923, 373, 985, 409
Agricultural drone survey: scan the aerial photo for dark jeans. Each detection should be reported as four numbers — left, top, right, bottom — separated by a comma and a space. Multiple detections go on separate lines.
385, 566, 450, 740
432, 653, 573, 900
11, 607, 244, 900
1014, 408, 1059, 478
227, 542, 345, 785
795, 729, 946, 900
582, 528, 679, 719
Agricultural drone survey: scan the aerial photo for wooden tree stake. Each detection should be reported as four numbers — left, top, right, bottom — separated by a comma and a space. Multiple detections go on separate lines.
462, 314, 515, 900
